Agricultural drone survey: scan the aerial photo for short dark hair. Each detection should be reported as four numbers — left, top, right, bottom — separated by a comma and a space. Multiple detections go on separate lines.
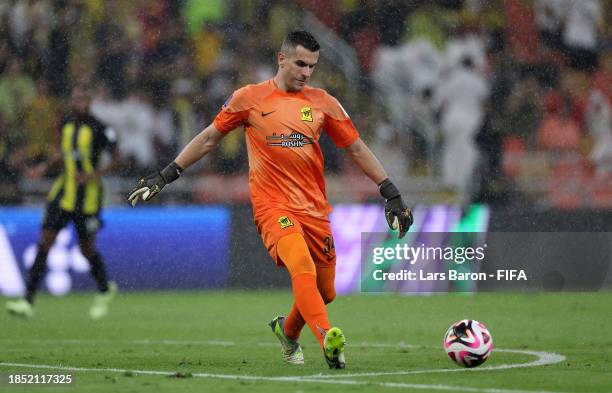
281, 30, 320, 53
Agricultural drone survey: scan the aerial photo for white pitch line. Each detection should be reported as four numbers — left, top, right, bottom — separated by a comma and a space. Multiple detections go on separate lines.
0, 338, 421, 349
0, 338, 239, 347
293, 349, 566, 379
368, 382, 567, 393
0, 361, 568, 393
135, 339, 236, 346
0, 338, 567, 391
257, 341, 421, 348
0, 338, 565, 377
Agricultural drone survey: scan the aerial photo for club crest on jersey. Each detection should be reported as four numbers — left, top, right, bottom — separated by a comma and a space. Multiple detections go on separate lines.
300, 107, 313, 122
266, 132, 314, 148
278, 216, 294, 229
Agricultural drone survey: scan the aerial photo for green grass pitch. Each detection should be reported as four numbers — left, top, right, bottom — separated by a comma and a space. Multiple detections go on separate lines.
1, 291, 611, 392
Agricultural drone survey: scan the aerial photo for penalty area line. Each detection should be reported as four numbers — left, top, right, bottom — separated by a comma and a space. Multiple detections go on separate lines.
293, 349, 566, 379
0, 361, 568, 393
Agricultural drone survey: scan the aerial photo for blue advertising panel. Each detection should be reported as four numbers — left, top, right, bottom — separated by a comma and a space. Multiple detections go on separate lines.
0, 207, 230, 296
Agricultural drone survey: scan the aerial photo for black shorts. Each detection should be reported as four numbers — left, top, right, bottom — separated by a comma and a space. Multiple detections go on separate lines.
42, 202, 103, 240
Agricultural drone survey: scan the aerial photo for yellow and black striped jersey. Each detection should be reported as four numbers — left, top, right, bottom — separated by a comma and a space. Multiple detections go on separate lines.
48, 113, 117, 214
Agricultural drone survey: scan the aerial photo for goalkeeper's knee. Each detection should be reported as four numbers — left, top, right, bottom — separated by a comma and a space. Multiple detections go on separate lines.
320, 288, 336, 304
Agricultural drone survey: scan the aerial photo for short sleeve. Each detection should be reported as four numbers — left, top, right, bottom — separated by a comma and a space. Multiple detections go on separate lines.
103, 127, 118, 150
323, 95, 359, 148
91, 116, 118, 151
213, 88, 251, 133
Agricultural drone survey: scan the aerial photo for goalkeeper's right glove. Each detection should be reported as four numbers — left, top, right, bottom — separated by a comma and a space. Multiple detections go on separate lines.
128, 162, 183, 207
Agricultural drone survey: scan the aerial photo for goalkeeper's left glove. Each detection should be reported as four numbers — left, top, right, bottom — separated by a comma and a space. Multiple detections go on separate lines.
379, 179, 413, 239
128, 162, 183, 207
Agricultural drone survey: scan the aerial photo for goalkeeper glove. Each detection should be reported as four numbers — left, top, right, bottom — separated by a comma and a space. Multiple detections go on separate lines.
379, 179, 413, 239
128, 162, 183, 207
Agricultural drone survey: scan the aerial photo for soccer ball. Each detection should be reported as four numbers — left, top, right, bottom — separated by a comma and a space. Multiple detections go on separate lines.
443, 319, 493, 368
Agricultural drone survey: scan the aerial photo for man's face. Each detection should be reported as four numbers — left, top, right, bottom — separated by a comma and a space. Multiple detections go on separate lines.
71, 87, 91, 114
278, 45, 319, 92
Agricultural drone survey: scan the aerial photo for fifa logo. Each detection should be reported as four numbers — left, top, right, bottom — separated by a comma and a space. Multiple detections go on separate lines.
300, 107, 313, 122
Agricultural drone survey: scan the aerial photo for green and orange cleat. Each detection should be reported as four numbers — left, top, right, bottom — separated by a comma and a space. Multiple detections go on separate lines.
324, 327, 346, 369
269, 316, 304, 364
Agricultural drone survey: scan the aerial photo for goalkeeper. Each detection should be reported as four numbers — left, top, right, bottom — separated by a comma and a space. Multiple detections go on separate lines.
128, 31, 412, 369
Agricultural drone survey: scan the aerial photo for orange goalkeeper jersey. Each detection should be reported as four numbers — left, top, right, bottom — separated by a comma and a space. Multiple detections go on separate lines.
213, 79, 359, 218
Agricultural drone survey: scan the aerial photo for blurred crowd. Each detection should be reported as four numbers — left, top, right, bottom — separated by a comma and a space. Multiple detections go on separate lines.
366, 0, 612, 207
0, 0, 611, 208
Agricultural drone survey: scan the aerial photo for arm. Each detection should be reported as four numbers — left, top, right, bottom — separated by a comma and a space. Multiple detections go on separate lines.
28, 148, 63, 179
343, 137, 388, 184
77, 148, 122, 184
128, 123, 227, 206
320, 90, 413, 238
344, 138, 413, 238
174, 123, 227, 170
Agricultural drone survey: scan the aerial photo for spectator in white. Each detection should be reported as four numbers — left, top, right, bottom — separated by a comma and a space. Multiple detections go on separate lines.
586, 90, 612, 176
535, 0, 566, 49
91, 86, 157, 170
372, 38, 442, 132
586, 90, 611, 139
6, 0, 52, 60
8, 0, 32, 49
372, 44, 408, 127
562, 0, 602, 71
399, 38, 444, 95
434, 56, 489, 199
406, 86, 440, 174
443, 34, 486, 75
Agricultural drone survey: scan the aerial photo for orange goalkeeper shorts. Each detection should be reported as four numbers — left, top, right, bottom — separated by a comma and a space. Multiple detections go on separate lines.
254, 209, 336, 268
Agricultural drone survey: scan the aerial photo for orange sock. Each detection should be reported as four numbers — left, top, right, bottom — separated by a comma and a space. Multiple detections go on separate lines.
285, 265, 336, 341
277, 233, 330, 349
284, 303, 305, 341
291, 273, 329, 348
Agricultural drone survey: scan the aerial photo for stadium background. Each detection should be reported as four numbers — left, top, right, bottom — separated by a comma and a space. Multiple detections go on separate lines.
1, 1, 612, 392
1, 0, 611, 293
